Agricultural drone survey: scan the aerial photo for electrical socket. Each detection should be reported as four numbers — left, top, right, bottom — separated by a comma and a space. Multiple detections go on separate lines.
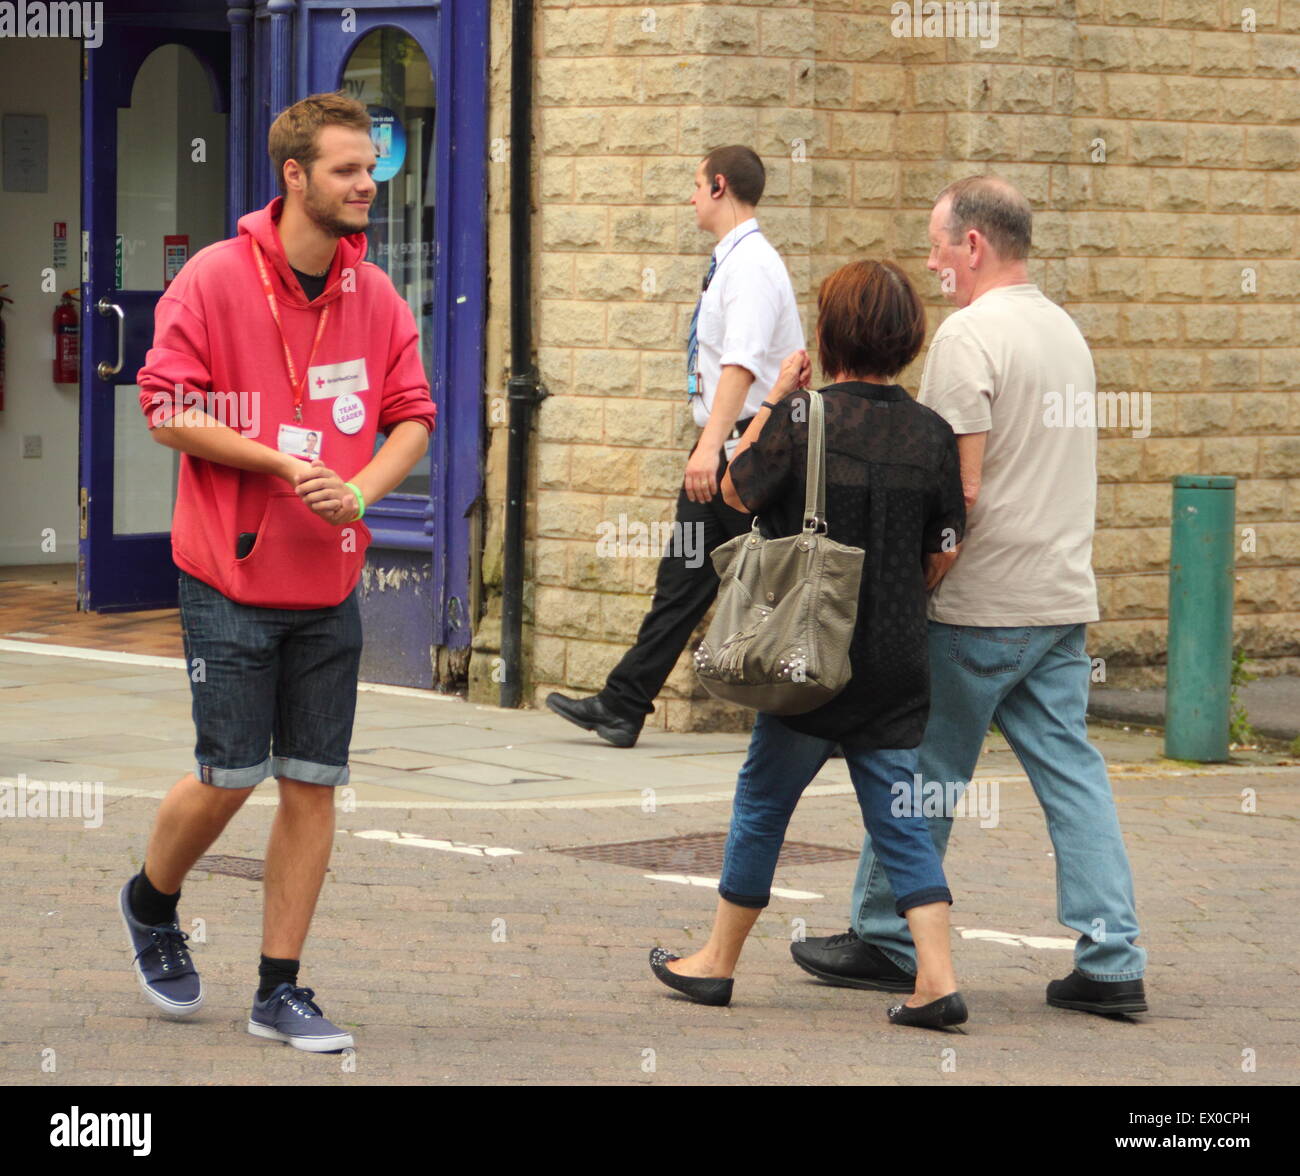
22, 434, 42, 459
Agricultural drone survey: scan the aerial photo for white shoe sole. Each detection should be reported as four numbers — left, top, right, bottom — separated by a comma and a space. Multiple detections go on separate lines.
247, 1020, 354, 1052
119, 894, 204, 1017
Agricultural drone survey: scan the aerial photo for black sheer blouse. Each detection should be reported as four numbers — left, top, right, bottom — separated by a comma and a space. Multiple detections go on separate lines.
726, 382, 965, 748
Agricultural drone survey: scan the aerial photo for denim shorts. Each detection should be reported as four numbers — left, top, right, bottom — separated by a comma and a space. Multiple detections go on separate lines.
178, 571, 363, 789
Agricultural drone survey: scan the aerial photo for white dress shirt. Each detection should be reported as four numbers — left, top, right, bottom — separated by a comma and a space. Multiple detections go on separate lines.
691, 218, 805, 430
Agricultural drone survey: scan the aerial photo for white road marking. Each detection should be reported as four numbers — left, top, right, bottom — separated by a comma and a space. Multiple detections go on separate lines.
0, 640, 184, 669
352, 829, 521, 856
643, 873, 823, 901
955, 926, 1076, 950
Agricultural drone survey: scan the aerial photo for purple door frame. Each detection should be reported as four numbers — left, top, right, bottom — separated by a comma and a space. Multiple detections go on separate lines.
289, 1, 488, 656
77, 0, 487, 657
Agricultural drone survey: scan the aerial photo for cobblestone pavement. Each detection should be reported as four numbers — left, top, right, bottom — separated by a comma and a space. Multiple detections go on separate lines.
2, 645, 1298, 1086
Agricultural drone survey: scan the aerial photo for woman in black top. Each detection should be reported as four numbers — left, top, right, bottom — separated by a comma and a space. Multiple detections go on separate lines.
649, 260, 968, 1027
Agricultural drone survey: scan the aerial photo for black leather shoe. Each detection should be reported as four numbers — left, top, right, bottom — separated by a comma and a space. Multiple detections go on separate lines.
649, 948, 733, 1007
887, 991, 968, 1029
1046, 970, 1147, 1016
545, 693, 642, 748
790, 930, 915, 993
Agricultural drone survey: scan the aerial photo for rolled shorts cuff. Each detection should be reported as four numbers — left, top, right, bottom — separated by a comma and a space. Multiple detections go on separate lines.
717, 884, 768, 910
196, 759, 270, 790
271, 756, 349, 788
894, 885, 953, 918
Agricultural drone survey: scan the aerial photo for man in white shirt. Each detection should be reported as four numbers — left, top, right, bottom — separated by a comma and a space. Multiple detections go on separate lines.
548, 146, 805, 747
792, 175, 1148, 1017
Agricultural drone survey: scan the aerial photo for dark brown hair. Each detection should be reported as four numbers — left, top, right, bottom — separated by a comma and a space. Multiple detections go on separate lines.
268, 92, 372, 198
701, 145, 766, 206
816, 259, 926, 380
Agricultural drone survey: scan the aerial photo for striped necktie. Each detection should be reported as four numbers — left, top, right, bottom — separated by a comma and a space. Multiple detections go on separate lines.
685, 253, 718, 400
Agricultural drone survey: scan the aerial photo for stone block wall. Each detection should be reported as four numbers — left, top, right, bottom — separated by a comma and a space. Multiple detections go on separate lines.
471, 0, 1300, 719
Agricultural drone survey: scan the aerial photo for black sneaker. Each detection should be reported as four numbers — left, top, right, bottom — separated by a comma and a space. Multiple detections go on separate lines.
790, 929, 915, 993
545, 693, 642, 748
118, 877, 203, 1017
1046, 970, 1147, 1016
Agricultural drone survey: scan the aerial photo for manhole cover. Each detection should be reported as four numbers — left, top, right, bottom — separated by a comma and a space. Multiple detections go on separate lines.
549, 832, 858, 874
193, 854, 264, 880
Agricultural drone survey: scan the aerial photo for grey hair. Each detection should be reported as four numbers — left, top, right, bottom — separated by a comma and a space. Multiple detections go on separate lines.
935, 175, 1033, 261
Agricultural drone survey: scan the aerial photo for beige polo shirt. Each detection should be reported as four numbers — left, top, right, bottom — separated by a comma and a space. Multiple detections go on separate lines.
919, 284, 1100, 627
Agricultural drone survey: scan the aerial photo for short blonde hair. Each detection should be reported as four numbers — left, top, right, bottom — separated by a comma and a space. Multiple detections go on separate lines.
268, 92, 371, 198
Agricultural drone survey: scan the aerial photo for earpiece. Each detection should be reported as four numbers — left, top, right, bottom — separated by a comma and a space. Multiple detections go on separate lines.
711, 178, 722, 197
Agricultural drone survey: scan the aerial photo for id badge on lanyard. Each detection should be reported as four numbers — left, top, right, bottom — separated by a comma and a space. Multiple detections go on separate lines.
250, 238, 329, 423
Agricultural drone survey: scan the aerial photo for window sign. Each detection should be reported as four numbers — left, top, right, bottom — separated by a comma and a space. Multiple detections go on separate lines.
368, 106, 406, 184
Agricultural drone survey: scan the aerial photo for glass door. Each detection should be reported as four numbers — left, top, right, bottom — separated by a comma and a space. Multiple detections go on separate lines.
300, 2, 486, 656
79, 21, 229, 611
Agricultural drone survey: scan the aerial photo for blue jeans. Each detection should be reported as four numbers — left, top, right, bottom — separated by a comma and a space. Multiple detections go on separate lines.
178, 571, 363, 789
850, 622, 1146, 981
720, 712, 952, 916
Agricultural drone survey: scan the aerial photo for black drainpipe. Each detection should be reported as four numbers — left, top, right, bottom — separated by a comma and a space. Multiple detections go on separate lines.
500, 0, 545, 708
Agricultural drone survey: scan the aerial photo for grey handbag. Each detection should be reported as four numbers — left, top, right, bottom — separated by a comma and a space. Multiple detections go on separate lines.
693, 389, 865, 715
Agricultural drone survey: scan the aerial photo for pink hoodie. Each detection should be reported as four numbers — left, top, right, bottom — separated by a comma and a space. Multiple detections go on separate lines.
137, 198, 436, 609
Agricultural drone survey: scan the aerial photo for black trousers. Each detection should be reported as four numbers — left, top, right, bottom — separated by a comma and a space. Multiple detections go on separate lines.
600, 445, 753, 721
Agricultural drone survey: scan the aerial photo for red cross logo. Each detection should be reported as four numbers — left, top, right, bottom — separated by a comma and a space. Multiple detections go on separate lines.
316, 377, 325, 389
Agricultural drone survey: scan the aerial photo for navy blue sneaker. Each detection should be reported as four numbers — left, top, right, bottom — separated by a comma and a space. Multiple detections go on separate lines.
118, 877, 204, 1017
248, 984, 354, 1052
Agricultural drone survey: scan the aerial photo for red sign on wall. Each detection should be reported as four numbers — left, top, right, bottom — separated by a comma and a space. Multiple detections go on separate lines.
164, 235, 189, 288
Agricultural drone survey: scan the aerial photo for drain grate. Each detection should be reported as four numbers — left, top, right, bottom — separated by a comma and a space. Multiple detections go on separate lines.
549, 832, 858, 874
193, 854, 264, 880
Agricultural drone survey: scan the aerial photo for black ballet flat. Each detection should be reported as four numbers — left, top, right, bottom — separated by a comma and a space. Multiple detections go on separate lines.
887, 991, 968, 1029
649, 947, 734, 1007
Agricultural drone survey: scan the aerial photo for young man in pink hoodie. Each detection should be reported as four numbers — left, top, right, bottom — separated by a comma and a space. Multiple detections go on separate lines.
118, 94, 436, 1051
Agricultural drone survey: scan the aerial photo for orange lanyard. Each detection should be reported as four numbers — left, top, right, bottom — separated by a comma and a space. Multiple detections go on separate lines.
250, 238, 330, 423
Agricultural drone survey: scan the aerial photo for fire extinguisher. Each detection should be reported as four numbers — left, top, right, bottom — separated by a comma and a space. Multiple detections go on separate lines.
0, 285, 12, 410
53, 288, 80, 385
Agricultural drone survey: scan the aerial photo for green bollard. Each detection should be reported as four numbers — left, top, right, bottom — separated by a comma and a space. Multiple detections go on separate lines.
1164, 475, 1236, 762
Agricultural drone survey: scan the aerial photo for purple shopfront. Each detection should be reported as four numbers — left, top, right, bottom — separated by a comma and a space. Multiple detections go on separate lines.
78, 0, 487, 688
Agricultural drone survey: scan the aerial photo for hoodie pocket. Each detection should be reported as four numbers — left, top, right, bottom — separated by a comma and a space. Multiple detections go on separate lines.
229, 491, 370, 608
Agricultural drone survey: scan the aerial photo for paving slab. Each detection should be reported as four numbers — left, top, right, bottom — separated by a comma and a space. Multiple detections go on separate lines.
4, 766, 1296, 1087
1, 645, 1298, 1086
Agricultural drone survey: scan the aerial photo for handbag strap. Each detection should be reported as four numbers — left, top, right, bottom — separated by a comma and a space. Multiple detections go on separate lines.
802, 389, 827, 532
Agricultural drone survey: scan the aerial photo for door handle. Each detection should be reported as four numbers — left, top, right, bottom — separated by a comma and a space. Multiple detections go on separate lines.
95, 297, 124, 380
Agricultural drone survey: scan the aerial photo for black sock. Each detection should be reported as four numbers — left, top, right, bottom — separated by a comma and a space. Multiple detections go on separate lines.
130, 868, 180, 926
258, 955, 300, 1001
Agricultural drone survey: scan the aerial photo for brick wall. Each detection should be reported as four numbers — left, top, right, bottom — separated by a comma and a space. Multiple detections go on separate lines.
471, 0, 1300, 719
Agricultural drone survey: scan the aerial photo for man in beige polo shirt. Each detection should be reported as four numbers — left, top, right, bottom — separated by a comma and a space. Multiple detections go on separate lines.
793, 175, 1148, 1018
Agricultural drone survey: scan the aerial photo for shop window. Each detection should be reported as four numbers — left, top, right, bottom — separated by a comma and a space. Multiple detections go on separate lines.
342, 28, 435, 499
113, 44, 226, 535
